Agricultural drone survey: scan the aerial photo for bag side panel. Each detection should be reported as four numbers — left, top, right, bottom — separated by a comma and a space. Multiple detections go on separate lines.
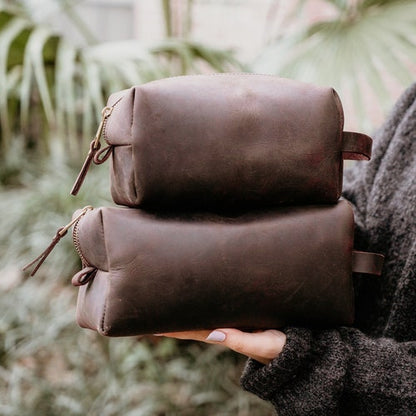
86, 202, 355, 336
105, 88, 142, 205
75, 208, 108, 271
130, 74, 343, 209
76, 270, 110, 334
332, 88, 346, 199
110, 145, 140, 206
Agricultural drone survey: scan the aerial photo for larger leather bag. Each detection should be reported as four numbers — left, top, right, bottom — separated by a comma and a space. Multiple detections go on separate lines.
71, 200, 384, 337
71, 74, 373, 209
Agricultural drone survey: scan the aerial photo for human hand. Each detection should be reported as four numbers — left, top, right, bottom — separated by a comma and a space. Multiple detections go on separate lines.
155, 328, 286, 365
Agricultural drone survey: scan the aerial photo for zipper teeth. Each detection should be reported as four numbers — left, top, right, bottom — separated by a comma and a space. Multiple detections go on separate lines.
102, 97, 124, 143
72, 217, 89, 267
102, 117, 110, 143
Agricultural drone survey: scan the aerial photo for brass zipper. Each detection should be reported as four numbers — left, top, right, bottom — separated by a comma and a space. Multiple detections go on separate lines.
70, 73, 274, 197
70, 97, 123, 196
72, 214, 90, 267
23, 206, 94, 276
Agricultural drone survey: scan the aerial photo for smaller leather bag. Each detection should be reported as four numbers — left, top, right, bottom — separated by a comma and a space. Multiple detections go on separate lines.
71, 74, 373, 209
71, 200, 384, 337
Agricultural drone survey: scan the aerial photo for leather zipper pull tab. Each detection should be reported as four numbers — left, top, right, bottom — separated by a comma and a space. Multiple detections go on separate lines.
22, 227, 68, 277
72, 266, 97, 287
70, 106, 114, 196
70, 140, 100, 196
23, 206, 94, 277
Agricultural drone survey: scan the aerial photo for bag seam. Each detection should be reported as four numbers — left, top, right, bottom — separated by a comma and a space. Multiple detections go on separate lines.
99, 209, 110, 334
332, 88, 345, 199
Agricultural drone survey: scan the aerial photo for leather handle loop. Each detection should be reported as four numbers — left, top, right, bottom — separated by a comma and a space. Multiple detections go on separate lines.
342, 132, 373, 161
93, 144, 113, 164
72, 267, 97, 287
352, 251, 384, 276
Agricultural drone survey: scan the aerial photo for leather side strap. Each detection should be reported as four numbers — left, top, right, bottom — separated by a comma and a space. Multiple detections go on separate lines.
352, 251, 384, 275
342, 132, 373, 161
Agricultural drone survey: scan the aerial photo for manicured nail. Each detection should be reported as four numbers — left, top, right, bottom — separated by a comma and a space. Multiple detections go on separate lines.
206, 330, 226, 342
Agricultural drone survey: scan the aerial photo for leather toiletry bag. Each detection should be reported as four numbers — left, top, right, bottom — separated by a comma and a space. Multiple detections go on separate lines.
71, 74, 373, 209
71, 200, 384, 337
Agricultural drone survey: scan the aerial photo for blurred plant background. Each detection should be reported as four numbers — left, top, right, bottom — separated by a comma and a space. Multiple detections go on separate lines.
0, 0, 415, 414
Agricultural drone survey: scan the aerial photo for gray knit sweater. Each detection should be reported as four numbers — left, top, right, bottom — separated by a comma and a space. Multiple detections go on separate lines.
240, 83, 416, 415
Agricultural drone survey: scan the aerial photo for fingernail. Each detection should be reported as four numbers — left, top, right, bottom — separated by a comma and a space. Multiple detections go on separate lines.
206, 330, 226, 342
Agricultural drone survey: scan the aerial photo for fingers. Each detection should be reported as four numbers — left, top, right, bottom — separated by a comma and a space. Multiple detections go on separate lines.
205, 328, 287, 365
155, 330, 212, 341
156, 328, 287, 365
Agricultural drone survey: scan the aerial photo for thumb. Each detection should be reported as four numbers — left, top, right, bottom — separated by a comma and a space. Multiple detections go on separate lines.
206, 328, 286, 365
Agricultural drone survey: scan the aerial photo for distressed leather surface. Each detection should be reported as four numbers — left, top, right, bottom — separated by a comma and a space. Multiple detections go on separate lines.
74, 200, 355, 336
104, 74, 348, 209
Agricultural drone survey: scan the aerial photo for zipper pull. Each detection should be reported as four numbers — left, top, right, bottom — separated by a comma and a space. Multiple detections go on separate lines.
23, 206, 94, 277
70, 106, 114, 196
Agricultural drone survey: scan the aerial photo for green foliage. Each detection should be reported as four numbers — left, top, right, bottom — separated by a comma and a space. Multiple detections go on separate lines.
0, 152, 111, 276
0, 159, 273, 415
0, 2, 243, 160
0, 281, 273, 415
0, 5, 248, 414
257, 0, 416, 130
8, 1, 416, 414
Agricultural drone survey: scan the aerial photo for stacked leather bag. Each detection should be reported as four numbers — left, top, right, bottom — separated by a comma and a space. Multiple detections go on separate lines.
33, 74, 386, 337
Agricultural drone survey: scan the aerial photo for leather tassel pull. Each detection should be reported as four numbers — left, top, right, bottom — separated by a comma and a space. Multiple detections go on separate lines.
70, 140, 100, 196
23, 206, 94, 277
22, 228, 68, 277
70, 106, 114, 196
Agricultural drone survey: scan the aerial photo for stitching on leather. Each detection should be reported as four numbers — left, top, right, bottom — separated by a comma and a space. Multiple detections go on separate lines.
131, 145, 138, 200
332, 88, 345, 198
345, 200, 356, 324
100, 288, 108, 334
130, 87, 135, 137
99, 209, 110, 334
130, 87, 140, 203
103, 96, 123, 144
131, 88, 137, 201
99, 208, 110, 272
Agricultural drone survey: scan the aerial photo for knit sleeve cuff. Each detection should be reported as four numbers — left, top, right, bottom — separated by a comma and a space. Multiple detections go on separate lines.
240, 327, 313, 402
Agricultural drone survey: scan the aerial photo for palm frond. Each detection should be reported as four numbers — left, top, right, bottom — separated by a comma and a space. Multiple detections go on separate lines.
256, 0, 416, 130
0, 7, 243, 161
24, 26, 56, 124
54, 37, 77, 152
150, 38, 245, 75
0, 15, 28, 146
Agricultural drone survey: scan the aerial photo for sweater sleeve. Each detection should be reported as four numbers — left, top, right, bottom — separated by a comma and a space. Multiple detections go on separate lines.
240, 326, 416, 415
241, 238, 416, 416
240, 83, 416, 416
341, 79, 416, 244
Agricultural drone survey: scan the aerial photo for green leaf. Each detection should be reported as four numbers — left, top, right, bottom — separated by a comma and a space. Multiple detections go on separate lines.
20, 25, 55, 131
0, 16, 28, 148
27, 26, 55, 123
80, 54, 104, 121
0, 5, 243, 161
258, 0, 416, 130
54, 37, 77, 153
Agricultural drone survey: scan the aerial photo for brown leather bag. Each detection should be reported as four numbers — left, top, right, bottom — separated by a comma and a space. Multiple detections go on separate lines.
71, 200, 384, 337
71, 74, 373, 209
